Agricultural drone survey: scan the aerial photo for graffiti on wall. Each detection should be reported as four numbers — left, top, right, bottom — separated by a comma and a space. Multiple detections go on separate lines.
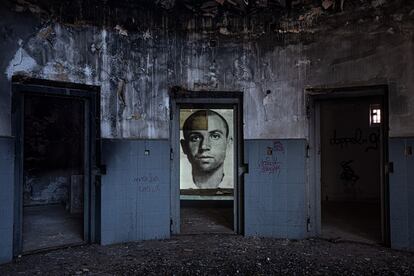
339, 160, 360, 194
340, 160, 359, 184
258, 141, 284, 175
330, 128, 380, 152
134, 174, 160, 193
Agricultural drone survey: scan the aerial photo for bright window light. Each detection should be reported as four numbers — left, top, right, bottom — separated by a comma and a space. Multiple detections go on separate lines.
370, 104, 381, 126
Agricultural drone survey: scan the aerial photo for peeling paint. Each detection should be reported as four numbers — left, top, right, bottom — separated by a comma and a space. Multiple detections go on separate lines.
114, 25, 128, 36
1, 0, 413, 139
142, 30, 152, 40
6, 46, 37, 80
296, 59, 311, 67
371, 0, 386, 8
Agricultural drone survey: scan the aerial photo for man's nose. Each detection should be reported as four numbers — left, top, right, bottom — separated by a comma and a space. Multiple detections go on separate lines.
200, 137, 211, 150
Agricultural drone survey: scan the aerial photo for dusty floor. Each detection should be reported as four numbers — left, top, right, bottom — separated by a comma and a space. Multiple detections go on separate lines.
321, 201, 382, 244
1, 235, 414, 275
23, 205, 83, 252
181, 207, 233, 234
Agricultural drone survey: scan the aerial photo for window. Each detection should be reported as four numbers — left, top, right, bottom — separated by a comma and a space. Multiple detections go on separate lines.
369, 104, 381, 126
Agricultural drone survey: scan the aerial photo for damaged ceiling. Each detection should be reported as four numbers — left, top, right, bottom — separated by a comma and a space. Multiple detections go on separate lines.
9, 0, 411, 38
11, 0, 404, 19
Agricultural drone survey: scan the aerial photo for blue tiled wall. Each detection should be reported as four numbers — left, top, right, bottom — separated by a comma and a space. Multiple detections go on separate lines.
244, 139, 307, 239
101, 139, 170, 245
0, 137, 14, 264
389, 138, 414, 250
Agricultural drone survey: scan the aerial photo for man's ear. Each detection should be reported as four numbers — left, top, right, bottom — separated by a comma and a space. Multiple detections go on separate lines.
227, 136, 233, 147
180, 139, 188, 155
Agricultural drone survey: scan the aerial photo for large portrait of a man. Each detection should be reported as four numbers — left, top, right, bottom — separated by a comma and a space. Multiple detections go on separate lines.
180, 109, 233, 193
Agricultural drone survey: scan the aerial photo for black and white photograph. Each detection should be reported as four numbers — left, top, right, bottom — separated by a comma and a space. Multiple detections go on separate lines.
180, 109, 234, 194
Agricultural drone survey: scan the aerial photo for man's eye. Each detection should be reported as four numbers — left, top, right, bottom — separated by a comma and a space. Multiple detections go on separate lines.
190, 135, 202, 142
210, 133, 222, 140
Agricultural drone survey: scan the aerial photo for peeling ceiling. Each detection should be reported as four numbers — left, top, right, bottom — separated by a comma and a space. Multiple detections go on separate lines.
10, 0, 404, 19
8, 0, 412, 33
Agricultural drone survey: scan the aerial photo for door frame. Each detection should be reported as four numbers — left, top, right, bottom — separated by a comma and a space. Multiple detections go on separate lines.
11, 77, 101, 255
169, 87, 245, 235
306, 84, 390, 245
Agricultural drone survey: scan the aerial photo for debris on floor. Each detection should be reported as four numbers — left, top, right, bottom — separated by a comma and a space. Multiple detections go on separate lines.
1, 235, 414, 275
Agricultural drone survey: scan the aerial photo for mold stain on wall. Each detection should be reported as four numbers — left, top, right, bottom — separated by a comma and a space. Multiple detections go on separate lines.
1, 0, 414, 138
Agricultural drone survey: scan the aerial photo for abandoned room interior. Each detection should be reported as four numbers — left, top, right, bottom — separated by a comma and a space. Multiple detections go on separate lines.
0, 0, 413, 266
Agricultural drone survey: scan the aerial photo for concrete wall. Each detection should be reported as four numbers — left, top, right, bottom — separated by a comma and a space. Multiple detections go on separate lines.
0, 137, 14, 264
101, 139, 170, 244
0, 0, 413, 263
0, 1, 413, 140
245, 139, 307, 238
320, 98, 381, 202
389, 138, 414, 250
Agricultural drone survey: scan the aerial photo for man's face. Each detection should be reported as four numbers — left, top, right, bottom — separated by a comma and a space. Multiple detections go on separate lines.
181, 113, 228, 173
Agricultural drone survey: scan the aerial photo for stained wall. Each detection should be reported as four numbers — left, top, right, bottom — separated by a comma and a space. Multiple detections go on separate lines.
1, 0, 414, 263
0, 1, 413, 140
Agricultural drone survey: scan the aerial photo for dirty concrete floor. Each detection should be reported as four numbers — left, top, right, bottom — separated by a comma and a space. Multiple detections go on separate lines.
1, 235, 414, 275
321, 201, 382, 244
23, 205, 83, 252
180, 207, 233, 234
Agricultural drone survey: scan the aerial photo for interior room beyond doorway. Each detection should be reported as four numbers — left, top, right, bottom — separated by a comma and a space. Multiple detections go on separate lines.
320, 96, 384, 244
22, 95, 85, 252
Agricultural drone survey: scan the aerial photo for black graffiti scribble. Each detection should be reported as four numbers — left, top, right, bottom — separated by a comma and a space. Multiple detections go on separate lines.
340, 160, 359, 184
330, 128, 379, 152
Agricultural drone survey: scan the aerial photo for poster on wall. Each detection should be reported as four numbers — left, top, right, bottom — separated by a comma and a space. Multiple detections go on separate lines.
180, 109, 234, 197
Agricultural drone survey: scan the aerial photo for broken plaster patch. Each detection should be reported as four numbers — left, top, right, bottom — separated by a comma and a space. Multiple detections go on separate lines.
219, 27, 231, 35
296, 59, 311, 67
142, 30, 152, 40
371, 0, 386, 8
83, 65, 93, 83
114, 25, 128, 36
6, 46, 37, 80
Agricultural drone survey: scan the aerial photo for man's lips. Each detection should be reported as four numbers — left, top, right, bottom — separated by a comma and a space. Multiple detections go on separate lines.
196, 156, 214, 159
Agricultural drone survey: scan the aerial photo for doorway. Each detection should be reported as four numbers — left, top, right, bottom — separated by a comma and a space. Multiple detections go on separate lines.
22, 95, 85, 251
309, 86, 389, 245
170, 89, 244, 235
12, 78, 100, 254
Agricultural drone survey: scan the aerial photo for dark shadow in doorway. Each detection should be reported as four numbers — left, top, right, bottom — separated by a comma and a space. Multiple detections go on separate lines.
180, 200, 233, 234
322, 201, 381, 244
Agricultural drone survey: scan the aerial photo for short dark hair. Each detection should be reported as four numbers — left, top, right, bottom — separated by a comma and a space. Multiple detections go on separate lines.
183, 110, 229, 140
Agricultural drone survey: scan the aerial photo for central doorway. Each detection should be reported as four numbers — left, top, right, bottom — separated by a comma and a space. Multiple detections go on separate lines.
170, 89, 244, 235
180, 108, 234, 234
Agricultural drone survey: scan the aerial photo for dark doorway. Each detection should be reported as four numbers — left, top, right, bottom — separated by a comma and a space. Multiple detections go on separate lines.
22, 95, 85, 251
320, 96, 385, 244
12, 78, 100, 255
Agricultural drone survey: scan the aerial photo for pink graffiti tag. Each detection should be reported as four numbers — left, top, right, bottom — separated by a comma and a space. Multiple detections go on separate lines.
273, 141, 285, 153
